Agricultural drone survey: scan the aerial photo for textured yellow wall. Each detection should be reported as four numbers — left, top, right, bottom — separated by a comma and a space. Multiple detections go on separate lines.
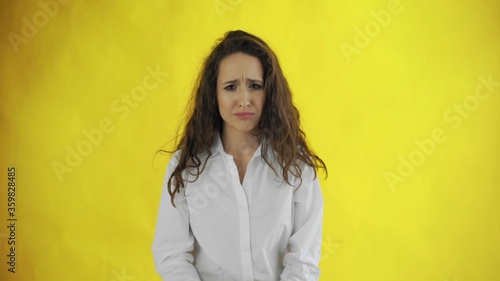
1, 0, 499, 280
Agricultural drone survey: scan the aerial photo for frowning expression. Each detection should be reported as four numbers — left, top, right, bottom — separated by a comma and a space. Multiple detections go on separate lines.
216, 52, 265, 134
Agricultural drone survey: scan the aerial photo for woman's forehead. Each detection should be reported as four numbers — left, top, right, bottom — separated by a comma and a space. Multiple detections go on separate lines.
218, 53, 263, 80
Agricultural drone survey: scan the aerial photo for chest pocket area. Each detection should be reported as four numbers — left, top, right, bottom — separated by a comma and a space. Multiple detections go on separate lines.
184, 175, 229, 217
184, 181, 205, 216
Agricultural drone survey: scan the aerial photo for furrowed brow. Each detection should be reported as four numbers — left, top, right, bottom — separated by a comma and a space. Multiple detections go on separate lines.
222, 79, 239, 85
247, 78, 263, 83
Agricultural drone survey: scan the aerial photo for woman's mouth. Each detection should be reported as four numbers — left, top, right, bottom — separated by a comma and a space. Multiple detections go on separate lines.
234, 112, 255, 120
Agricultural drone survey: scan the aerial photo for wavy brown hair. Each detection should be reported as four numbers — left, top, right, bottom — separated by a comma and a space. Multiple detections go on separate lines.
161, 30, 327, 206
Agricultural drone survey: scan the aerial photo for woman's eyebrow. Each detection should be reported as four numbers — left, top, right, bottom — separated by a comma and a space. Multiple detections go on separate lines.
222, 79, 239, 85
222, 78, 263, 84
248, 78, 263, 83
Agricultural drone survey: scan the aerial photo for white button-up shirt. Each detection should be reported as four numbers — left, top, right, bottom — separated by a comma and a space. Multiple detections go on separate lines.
152, 133, 324, 281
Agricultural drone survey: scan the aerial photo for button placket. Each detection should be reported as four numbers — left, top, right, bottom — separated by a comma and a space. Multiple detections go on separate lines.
221, 153, 254, 280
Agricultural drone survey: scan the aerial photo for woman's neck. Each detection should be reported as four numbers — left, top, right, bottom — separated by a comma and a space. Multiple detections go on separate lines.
220, 126, 260, 159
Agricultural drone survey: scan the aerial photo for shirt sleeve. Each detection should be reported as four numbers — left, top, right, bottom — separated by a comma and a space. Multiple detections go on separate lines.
280, 164, 324, 281
152, 152, 201, 281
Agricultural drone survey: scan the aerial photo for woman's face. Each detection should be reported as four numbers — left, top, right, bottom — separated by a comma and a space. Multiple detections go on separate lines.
216, 52, 265, 135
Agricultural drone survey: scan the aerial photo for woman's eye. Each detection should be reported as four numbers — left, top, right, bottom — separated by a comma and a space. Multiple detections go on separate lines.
224, 85, 236, 91
249, 83, 262, 89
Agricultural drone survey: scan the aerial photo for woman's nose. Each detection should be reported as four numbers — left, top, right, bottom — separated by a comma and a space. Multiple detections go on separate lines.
238, 88, 251, 107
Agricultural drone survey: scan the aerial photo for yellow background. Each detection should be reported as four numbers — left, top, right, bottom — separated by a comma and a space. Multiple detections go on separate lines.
1, 0, 499, 280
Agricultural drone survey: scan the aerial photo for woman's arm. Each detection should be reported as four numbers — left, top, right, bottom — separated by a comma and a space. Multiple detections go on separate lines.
280, 165, 324, 281
152, 153, 201, 281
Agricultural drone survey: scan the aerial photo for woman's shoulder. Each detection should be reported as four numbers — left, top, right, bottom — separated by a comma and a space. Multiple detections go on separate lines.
167, 148, 213, 176
166, 149, 182, 164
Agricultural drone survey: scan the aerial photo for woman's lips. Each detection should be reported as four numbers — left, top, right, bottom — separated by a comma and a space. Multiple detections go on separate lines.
234, 112, 255, 120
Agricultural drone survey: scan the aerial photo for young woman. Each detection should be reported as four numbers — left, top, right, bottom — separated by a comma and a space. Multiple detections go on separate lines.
152, 30, 327, 281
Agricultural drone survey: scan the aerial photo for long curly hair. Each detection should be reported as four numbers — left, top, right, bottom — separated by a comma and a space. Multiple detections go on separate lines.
161, 30, 327, 206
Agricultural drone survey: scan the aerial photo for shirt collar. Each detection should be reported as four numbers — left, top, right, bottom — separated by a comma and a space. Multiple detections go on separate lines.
211, 131, 264, 159
211, 131, 225, 155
